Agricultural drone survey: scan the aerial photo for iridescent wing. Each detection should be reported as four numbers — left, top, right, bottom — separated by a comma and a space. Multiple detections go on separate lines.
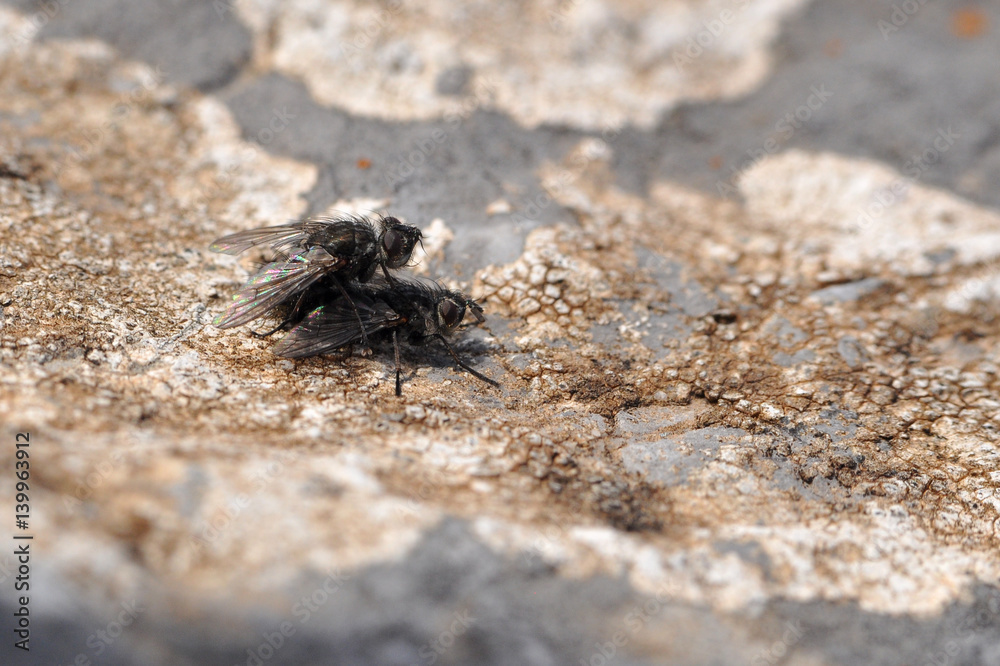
213, 248, 342, 329
272, 297, 404, 358
209, 217, 362, 256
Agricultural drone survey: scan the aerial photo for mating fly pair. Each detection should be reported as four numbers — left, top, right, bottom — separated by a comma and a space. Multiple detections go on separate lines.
210, 214, 499, 395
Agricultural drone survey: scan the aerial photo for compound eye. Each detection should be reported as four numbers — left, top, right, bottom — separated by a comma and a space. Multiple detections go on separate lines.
439, 299, 463, 328
383, 228, 404, 261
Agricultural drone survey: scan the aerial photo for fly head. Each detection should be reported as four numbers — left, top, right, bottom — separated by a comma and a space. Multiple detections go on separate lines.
436, 295, 467, 334
380, 217, 423, 270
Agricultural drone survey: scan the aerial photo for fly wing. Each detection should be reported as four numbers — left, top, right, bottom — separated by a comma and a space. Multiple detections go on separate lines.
272, 297, 403, 358
213, 248, 341, 329
210, 223, 312, 255
209, 218, 355, 255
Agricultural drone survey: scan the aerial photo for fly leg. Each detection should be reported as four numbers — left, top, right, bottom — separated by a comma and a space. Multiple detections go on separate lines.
435, 334, 500, 389
381, 264, 402, 286
251, 290, 308, 338
393, 329, 403, 397
331, 276, 370, 349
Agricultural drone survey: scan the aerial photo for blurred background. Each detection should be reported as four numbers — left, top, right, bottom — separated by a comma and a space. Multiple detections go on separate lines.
2, 1, 1000, 664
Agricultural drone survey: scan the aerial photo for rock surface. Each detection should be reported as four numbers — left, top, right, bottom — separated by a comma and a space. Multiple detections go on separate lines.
1, 1, 999, 664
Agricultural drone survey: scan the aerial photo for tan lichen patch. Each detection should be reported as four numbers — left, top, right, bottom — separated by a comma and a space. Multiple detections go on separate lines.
478, 226, 613, 342
34, 429, 442, 596
240, 0, 807, 130
740, 150, 1000, 277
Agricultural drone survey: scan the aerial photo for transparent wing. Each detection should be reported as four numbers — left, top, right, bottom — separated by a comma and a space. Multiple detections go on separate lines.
210, 223, 311, 255
272, 298, 403, 358
209, 218, 359, 256
213, 248, 341, 329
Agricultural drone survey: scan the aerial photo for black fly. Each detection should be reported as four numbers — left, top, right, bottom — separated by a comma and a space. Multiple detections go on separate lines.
271, 277, 500, 396
209, 214, 422, 339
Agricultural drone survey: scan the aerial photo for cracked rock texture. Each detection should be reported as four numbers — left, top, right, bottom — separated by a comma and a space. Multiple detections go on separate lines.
2, 1, 1000, 665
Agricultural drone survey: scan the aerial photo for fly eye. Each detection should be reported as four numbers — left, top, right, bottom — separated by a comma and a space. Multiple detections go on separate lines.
438, 299, 463, 328
383, 228, 405, 261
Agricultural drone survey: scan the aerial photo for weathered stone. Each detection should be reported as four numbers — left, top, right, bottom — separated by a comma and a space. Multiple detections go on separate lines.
2, 1, 1000, 664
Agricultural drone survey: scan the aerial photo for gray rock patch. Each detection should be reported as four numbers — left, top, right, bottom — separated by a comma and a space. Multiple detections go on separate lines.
809, 278, 887, 305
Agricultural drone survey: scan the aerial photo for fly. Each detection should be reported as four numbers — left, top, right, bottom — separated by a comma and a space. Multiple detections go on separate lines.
209, 214, 423, 341
271, 276, 500, 396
